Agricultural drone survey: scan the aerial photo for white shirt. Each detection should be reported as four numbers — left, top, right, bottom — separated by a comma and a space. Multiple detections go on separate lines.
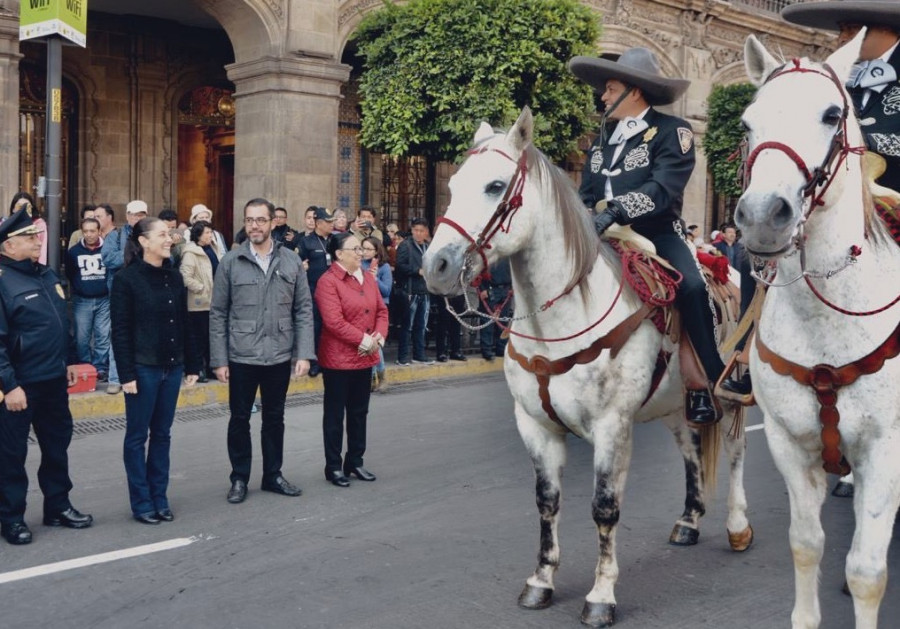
605, 107, 650, 200
860, 40, 899, 109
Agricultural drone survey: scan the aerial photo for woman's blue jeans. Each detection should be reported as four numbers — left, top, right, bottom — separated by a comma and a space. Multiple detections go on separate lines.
123, 364, 183, 517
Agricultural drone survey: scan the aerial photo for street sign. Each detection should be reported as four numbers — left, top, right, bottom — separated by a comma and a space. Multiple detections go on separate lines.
19, 0, 88, 48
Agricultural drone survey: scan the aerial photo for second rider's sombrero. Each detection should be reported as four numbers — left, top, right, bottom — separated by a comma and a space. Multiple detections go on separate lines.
568, 47, 690, 106
782, 0, 900, 32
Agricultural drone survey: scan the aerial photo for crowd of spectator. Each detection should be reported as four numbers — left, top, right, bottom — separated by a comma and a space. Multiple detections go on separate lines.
0, 194, 517, 546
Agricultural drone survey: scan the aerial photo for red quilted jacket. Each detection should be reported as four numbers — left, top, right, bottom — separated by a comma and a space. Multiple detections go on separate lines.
315, 263, 389, 370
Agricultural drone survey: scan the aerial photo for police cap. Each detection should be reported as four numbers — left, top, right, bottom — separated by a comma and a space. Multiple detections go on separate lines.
0, 207, 43, 245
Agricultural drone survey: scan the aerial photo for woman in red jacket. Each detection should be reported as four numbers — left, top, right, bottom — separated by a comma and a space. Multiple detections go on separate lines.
315, 232, 389, 487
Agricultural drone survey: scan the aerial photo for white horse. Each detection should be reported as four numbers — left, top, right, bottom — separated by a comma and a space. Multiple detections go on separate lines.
422, 108, 752, 627
740, 32, 900, 629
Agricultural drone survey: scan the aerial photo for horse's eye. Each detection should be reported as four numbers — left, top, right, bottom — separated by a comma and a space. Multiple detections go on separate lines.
822, 106, 843, 126
484, 180, 507, 196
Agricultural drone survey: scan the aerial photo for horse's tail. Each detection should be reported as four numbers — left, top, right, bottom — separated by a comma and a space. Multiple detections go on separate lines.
700, 422, 720, 499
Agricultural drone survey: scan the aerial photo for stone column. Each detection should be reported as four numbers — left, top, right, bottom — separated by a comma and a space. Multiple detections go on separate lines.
227, 55, 350, 230
0, 14, 22, 208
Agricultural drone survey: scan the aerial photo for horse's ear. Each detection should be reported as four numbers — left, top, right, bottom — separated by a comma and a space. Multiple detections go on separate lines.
507, 107, 533, 153
826, 27, 867, 84
473, 121, 494, 145
744, 35, 779, 86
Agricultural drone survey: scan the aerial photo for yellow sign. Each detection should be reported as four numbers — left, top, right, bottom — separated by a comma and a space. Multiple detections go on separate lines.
19, 0, 88, 48
51, 88, 61, 122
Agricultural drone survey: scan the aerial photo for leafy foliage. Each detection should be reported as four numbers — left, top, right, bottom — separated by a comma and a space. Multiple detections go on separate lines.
703, 82, 757, 199
352, 0, 601, 162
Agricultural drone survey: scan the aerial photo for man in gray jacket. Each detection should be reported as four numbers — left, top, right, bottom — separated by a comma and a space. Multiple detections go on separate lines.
210, 198, 315, 504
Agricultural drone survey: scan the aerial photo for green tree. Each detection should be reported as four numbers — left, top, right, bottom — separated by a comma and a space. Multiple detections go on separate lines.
352, 0, 601, 162
703, 82, 757, 199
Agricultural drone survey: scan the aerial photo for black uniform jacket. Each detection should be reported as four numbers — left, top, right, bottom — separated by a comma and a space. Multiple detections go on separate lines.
0, 256, 77, 391
851, 45, 900, 193
579, 108, 695, 238
298, 232, 332, 291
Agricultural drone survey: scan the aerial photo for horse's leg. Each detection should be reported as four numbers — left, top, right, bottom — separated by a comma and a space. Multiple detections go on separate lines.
721, 414, 753, 551
582, 418, 633, 628
661, 414, 705, 546
766, 418, 828, 629
845, 449, 900, 628
514, 404, 567, 610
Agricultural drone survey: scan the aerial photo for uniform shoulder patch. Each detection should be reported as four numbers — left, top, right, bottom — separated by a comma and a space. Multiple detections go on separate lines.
677, 127, 694, 154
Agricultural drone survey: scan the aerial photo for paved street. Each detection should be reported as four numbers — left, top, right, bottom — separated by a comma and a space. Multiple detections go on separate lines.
1, 373, 897, 628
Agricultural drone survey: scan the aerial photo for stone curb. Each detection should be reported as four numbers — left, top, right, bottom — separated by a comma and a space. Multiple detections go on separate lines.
68, 358, 505, 421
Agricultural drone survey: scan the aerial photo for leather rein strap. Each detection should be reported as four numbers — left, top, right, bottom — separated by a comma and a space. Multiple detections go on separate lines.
506, 303, 656, 430
755, 317, 900, 474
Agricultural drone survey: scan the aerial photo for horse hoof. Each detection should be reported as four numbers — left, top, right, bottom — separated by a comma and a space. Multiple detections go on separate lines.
518, 584, 553, 609
832, 481, 854, 498
728, 525, 754, 552
668, 523, 700, 546
581, 601, 616, 627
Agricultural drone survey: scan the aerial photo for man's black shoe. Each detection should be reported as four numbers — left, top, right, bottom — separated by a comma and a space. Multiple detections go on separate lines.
156, 509, 175, 522
326, 470, 350, 487
686, 389, 721, 427
344, 466, 376, 482
227, 479, 248, 504
43, 507, 93, 529
482, 354, 495, 362
2, 522, 32, 545
720, 373, 752, 396
134, 513, 161, 525
309, 364, 321, 377
449, 353, 468, 362
261, 475, 302, 497
436, 354, 449, 363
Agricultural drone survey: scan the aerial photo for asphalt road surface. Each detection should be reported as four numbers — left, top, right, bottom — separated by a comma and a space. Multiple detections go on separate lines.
1, 374, 897, 628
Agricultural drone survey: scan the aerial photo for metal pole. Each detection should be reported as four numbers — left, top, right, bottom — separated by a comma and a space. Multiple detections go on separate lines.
44, 35, 62, 273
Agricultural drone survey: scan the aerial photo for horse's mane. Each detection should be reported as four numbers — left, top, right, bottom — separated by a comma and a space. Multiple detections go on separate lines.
523, 144, 619, 297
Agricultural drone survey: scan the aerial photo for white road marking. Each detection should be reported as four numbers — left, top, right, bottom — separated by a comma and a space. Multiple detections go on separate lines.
746, 423, 765, 432
0, 537, 195, 585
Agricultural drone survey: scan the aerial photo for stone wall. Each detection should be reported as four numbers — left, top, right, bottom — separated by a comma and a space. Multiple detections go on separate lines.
0, 0, 837, 235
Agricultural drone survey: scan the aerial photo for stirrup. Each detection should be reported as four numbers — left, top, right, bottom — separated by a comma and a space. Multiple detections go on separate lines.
715, 350, 755, 406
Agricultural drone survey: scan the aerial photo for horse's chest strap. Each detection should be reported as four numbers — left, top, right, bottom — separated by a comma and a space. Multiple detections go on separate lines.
755, 318, 900, 475
507, 303, 654, 430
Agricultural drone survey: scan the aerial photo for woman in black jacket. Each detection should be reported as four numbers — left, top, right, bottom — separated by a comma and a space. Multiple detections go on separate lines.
110, 217, 201, 525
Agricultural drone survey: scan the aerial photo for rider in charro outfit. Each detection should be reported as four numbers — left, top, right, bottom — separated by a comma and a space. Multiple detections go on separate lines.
782, 0, 900, 195
569, 47, 744, 426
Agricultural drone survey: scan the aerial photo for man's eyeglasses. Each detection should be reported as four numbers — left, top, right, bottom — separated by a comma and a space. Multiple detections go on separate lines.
341, 246, 364, 254
273, 215, 287, 221
244, 217, 270, 226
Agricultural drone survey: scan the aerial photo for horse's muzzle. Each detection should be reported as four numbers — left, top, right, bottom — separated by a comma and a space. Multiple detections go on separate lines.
734, 191, 798, 257
422, 243, 468, 296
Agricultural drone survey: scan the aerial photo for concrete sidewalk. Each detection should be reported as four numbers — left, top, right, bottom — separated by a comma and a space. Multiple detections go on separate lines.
69, 357, 505, 420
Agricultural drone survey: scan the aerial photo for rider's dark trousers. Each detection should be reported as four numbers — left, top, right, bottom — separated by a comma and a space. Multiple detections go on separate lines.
650, 230, 726, 385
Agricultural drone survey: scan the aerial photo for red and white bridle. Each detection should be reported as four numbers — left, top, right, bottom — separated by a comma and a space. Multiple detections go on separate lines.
437, 145, 528, 288
744, 59, 899, 316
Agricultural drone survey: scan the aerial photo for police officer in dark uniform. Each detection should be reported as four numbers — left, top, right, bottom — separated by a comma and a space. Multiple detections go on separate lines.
782, 0, 900, 191
0, 207, 93, 545
298, 207, 336, 377
569, 47, 740, 426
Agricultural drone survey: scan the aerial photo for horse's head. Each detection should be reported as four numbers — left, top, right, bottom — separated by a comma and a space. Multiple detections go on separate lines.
423, 108, 540, 296
735, 30, 866, 258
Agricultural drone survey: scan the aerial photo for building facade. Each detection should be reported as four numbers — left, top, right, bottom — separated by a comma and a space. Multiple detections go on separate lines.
0, 0, 833, 245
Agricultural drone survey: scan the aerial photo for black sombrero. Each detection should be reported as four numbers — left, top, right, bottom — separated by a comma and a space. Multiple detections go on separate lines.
782, 0, 900, 32
568, 47, 690, 106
